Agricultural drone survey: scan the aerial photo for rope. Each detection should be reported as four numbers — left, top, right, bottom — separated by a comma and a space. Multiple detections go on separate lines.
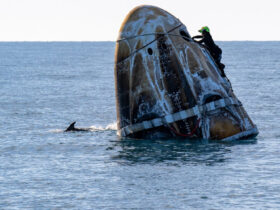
116, 24, 188, 63
117, 32, 192, 42
117, 24, 183, 42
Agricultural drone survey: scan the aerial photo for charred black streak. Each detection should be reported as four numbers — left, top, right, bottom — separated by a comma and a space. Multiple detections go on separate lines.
156, 34, 201, 137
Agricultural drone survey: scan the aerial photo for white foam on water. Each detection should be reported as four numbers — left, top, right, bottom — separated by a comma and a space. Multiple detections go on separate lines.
49, 129, 64, 133
49, 122, 117, 133
89, 122, 117, 131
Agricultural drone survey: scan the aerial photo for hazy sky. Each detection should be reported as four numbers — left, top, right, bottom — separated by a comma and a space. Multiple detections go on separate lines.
0, 0, 279, 41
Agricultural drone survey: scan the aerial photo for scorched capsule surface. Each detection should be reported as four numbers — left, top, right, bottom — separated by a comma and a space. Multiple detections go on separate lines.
114, 5, 258, 140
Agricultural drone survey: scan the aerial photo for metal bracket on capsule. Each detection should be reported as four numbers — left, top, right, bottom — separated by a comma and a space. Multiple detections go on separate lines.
119, 97, 242, 137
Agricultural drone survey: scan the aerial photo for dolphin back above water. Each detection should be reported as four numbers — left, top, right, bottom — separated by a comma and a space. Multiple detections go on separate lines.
114, 5, 258, 140
65, 122, 91, 132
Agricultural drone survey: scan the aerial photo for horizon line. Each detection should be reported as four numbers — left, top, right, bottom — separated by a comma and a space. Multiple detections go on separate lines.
0, 40, 279, 42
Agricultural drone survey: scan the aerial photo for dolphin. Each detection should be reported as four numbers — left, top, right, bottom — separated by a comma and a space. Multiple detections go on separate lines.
65, 122, 91, 132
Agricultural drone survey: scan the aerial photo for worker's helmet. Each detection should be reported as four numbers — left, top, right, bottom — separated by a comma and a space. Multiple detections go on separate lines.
199, 26, 210, 33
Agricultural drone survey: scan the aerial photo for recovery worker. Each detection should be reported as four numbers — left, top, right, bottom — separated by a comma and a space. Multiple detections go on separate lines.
192, 26, 226, 77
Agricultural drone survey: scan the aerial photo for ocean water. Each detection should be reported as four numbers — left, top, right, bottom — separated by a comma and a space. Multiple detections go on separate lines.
0, 41, 279, 209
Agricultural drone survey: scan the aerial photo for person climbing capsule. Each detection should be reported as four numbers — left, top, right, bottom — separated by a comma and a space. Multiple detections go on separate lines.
192, 26, 226, 77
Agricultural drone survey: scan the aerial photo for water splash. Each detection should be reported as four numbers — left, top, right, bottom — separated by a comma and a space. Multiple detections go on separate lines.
89, 122, 117, 131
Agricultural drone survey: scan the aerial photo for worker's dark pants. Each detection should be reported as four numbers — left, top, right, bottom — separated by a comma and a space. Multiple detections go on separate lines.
203, 44, 226, 77
211, 46, 226, 77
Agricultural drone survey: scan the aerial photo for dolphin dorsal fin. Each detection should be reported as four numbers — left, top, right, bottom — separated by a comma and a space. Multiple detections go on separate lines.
66, 121, 76, 131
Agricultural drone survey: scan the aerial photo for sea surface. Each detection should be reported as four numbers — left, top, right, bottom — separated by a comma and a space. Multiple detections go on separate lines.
0, 42, 279, 209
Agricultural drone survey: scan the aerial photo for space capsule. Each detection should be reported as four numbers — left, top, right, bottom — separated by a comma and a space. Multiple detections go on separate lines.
114, 5, 258, 140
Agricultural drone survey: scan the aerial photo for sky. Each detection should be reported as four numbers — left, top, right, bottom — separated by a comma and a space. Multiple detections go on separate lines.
0, 0, 279, 41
